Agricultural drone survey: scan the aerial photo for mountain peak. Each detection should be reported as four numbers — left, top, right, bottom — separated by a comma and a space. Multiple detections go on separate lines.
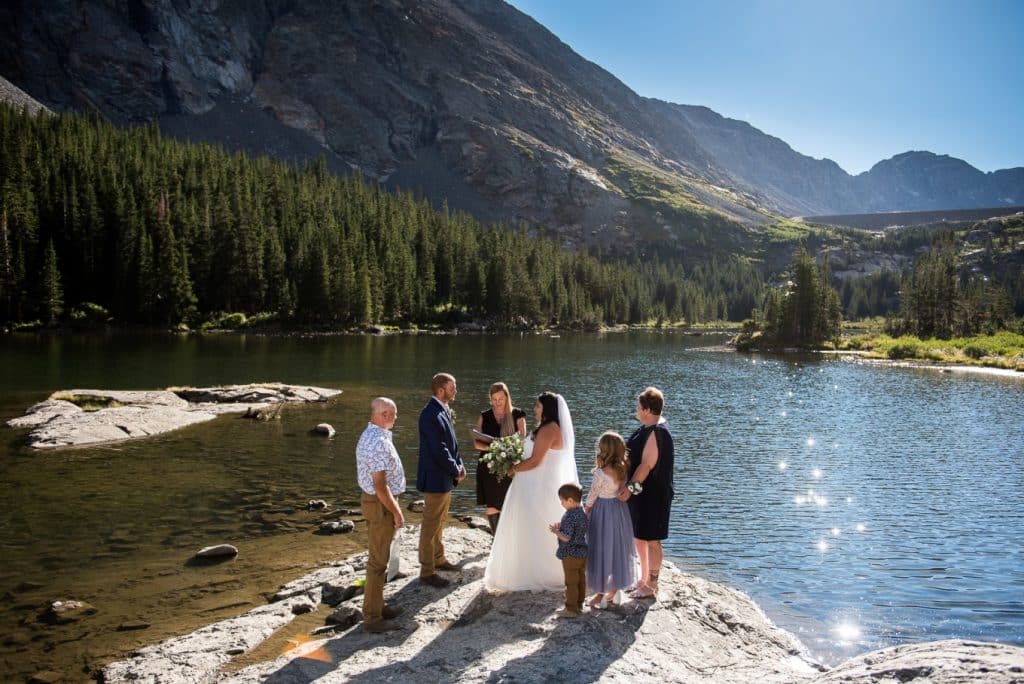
0, 0, 1020, 226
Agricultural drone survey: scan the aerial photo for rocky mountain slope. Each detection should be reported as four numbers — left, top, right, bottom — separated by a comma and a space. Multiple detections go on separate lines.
1, 0, 1020, 242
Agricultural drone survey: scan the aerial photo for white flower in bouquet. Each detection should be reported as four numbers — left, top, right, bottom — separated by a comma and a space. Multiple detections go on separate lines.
481, 434, 525, 481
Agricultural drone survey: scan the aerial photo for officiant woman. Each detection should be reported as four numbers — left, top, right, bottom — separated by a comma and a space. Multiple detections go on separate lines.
473, 382, 527, 533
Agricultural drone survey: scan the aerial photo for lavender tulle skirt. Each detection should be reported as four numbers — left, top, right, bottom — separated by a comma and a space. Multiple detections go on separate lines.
586, 496, 638, 593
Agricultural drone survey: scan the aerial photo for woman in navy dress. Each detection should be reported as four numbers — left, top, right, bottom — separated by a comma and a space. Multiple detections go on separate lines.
623, 386, 674, 598
473, 382, 527, 533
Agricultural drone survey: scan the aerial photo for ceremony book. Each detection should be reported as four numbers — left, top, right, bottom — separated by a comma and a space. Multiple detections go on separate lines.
471, 429, 497, 443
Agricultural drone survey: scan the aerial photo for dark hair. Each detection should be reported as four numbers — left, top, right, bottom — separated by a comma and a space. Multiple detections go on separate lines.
531, 391, 560, 438
558, 483, 583, 502
638, 386, 664, 415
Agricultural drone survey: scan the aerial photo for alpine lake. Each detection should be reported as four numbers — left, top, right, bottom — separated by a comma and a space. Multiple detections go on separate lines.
1, 330, 1022, 680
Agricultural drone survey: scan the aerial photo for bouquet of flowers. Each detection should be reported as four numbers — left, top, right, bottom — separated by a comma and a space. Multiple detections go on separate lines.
480, 434, 525, 481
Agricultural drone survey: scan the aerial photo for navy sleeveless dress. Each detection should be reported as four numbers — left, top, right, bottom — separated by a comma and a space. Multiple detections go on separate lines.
625, 421, 675, 540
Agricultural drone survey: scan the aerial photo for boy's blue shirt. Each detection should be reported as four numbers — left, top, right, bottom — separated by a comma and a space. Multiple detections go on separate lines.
556, 506, 588, 560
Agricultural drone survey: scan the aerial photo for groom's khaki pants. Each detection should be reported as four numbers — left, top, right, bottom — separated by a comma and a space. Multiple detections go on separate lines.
419, 491, 451, 576
361, 492, 397, 624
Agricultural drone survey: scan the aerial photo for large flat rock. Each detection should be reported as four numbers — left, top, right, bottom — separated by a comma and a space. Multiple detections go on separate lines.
817, 639, 1024, 683
24, 405, 217, 449
100, 527, 1024, 683
6, 384, 342, 449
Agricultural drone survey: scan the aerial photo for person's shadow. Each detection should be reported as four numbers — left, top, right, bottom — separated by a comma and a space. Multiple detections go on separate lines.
258, 549, 491, 683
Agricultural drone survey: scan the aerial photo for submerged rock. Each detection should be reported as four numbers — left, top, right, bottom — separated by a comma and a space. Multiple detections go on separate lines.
40, 599, 97, 625
313, 423, 336, 437
194, 544, 239, 559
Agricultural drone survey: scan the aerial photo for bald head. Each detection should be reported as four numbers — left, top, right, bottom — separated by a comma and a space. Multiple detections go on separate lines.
370, 397, 397, 429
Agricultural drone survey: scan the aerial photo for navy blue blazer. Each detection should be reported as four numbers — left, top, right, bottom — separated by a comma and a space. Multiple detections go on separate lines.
416, 397, 463, 493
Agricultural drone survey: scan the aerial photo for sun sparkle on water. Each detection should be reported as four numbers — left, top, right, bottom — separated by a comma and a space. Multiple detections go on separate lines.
833, 623, 862, 641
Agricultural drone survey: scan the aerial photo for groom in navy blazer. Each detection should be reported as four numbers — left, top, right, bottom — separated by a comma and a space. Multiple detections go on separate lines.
416, 372, 466, 587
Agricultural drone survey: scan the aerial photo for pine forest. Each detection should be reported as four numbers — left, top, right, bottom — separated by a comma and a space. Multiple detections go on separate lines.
0, 105, 765, 330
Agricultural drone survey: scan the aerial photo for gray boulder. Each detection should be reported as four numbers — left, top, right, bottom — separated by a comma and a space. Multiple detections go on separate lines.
321, 582, 361, 607
317, 521, 354, 535
325, 605, 362, 629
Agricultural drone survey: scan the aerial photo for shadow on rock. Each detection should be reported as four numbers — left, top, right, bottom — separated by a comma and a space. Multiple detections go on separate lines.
258, 552, 491, 683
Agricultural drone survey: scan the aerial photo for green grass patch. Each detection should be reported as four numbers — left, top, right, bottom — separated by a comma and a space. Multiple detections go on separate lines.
761, 219, 817, 243
840, 331, 1024, 369
601, 153, 718, 220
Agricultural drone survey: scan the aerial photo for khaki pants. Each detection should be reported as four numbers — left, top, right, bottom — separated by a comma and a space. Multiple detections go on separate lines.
562, 556, 587, 612
418, 491, 451, 576
361, 492, 396, 623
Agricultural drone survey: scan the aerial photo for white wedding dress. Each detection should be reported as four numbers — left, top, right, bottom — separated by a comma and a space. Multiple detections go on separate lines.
484, 394, 579, 591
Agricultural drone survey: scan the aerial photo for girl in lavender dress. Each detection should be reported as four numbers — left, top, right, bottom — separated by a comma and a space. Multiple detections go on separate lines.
584, 431, 638, 608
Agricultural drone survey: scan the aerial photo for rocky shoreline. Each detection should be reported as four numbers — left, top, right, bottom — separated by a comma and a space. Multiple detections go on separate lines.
5, 383, 341, 448
102, 527, 1024, 683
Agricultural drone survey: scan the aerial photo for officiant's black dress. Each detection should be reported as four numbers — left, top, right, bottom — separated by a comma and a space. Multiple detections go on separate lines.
625, 421, 675, 540
476, 407, 526, 509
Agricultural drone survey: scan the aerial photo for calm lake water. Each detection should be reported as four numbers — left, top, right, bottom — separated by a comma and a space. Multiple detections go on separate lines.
1, 331, 1022, 668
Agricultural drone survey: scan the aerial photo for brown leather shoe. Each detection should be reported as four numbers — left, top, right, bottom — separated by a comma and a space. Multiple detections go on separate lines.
363, 618, 402, 633
436, 561, 463, 572
419, 573, 451, 588
381, 603, 405, 619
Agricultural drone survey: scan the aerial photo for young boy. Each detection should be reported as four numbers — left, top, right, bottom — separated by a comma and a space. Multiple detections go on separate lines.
549, 482, 588, 618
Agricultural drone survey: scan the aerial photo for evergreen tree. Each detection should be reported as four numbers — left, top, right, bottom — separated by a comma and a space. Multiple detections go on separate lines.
40, 238, 63, 324
752, 248, 842, 347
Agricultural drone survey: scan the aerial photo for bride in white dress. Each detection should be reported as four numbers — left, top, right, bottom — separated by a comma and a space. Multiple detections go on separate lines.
484, 392, 578, 591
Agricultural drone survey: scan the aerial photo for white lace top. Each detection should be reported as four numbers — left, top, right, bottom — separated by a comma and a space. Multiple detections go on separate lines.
586, 466, 624, 507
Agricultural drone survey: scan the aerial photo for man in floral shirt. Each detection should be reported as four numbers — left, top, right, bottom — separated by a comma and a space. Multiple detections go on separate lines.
356, 397, 407, 632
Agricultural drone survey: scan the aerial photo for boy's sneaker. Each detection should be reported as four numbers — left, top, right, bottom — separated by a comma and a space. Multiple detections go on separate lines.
555, 608, 579, 619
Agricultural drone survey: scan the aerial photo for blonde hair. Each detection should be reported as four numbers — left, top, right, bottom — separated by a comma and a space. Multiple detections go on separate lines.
489, 381, 516, 436
596, 431, 629, 484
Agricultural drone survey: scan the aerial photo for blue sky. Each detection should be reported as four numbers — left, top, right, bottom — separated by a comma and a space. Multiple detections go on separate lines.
506, 0, 1023, 175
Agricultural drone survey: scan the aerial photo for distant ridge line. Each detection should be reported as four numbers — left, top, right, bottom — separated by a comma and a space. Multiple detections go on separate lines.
802, 205, 1024, 230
